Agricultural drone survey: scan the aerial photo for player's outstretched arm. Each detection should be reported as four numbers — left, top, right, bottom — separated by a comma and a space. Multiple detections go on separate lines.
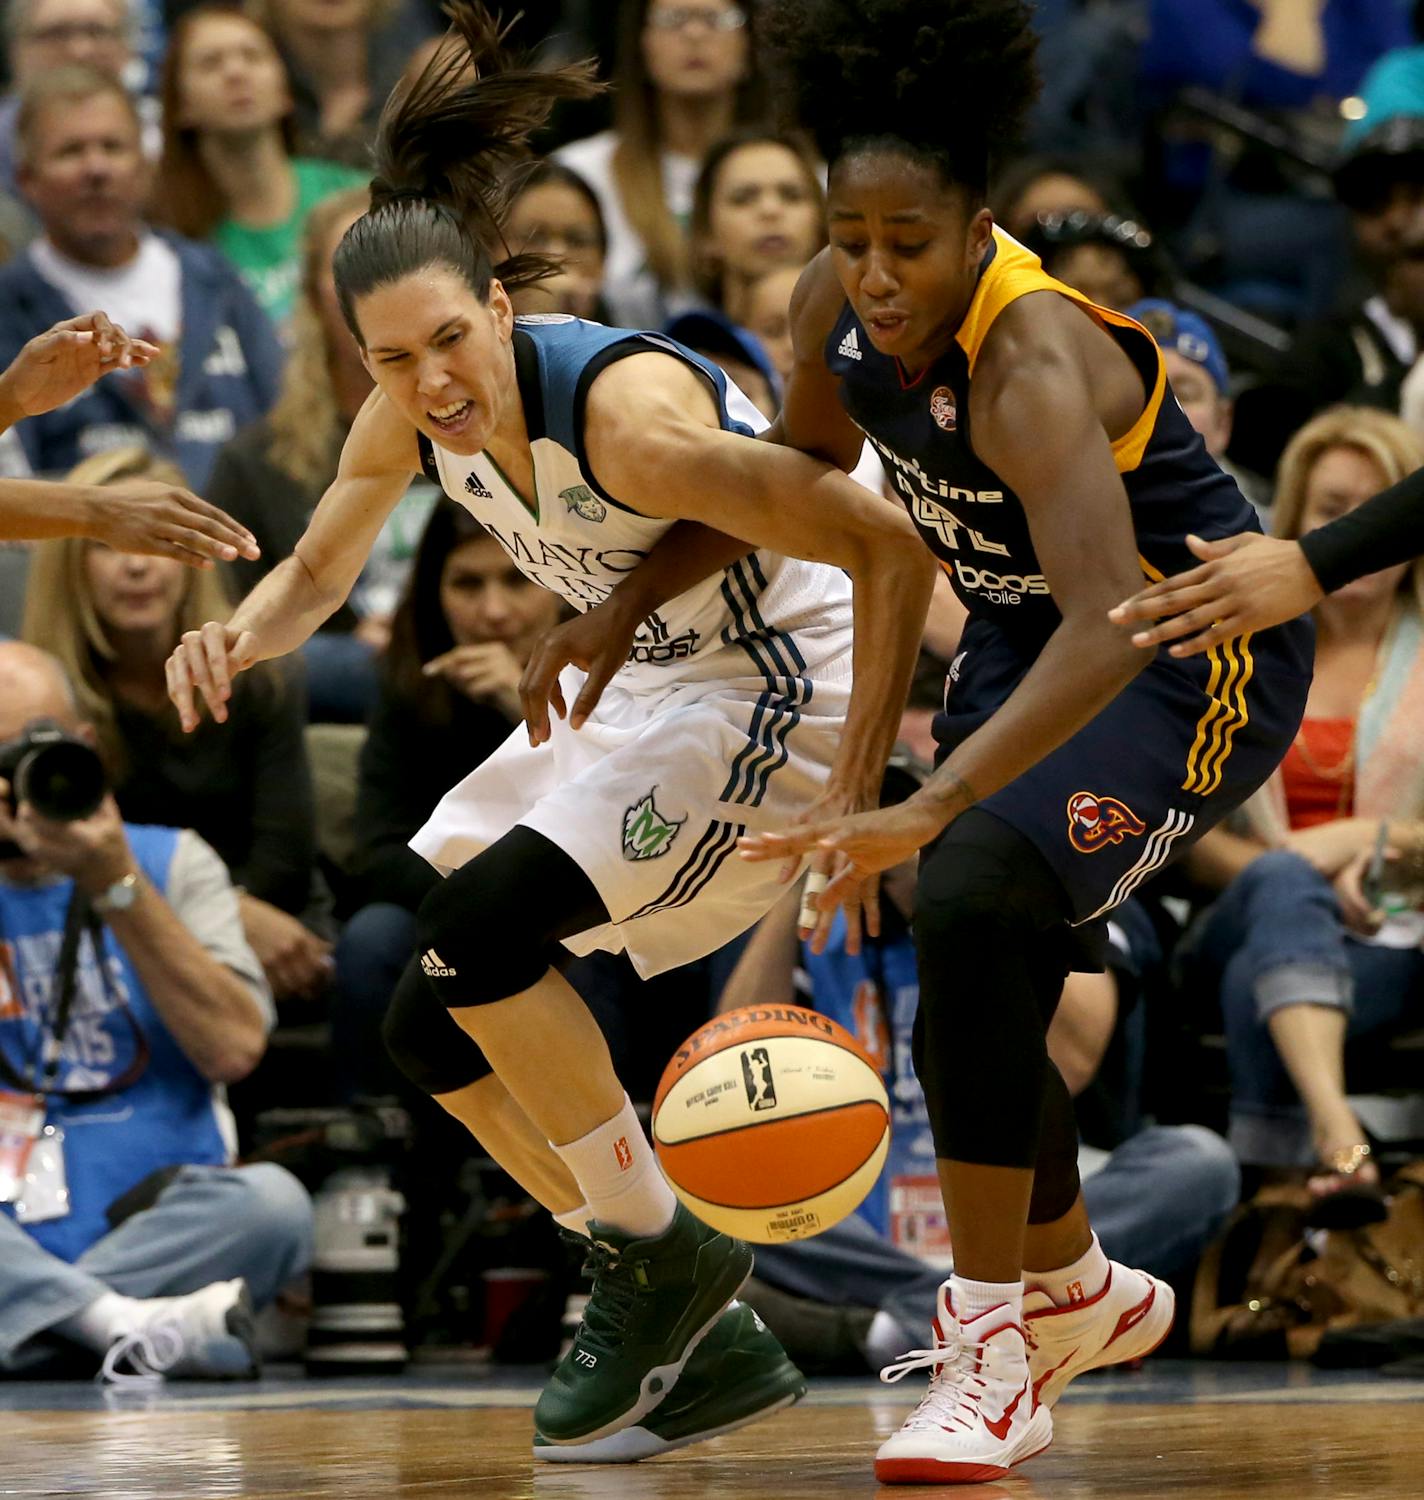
0, 312, 159, 429
1108, 532, 1323, 656
165, 392, 418, 732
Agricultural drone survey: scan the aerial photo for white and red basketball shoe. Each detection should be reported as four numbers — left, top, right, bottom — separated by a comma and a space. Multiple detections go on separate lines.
874, 1283, 1053, 1486
1023, 1261, 1176, 1408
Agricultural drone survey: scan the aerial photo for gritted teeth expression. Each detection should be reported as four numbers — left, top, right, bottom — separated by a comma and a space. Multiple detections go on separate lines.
827, 152, 988, 368
356, 267, 514, 455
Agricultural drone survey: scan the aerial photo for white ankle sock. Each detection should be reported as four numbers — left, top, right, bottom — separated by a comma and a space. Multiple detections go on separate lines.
1025, 1233, 1110, 1307
553, 1203, 592, 1238
54, 1291, 142, 1352
552, 1094, 677, 1240
950, 1274, 1023, 1326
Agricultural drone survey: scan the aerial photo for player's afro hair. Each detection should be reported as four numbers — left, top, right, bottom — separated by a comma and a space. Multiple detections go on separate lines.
760, 0, 1041, 196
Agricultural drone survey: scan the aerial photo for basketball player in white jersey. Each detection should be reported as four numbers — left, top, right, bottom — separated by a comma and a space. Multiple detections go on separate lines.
165, 5, 933, 1466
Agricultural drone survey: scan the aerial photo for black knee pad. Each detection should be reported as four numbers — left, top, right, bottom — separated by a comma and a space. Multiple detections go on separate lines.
413, 826, 608, 1009
382, 957, 495, 1096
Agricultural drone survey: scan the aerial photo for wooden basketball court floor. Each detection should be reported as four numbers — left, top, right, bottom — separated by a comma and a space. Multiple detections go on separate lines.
5, 1361, 1423, 1499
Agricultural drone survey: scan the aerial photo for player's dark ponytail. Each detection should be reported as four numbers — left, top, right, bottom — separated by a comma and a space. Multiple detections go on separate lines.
334, 1, 602, 341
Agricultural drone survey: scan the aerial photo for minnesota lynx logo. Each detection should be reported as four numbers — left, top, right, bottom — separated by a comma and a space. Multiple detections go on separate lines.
622, 789, 685, 860
561, 484, 607, 524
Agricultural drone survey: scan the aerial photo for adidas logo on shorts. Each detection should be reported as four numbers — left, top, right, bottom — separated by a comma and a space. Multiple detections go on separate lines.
464, 473, 493, 500
837, 327, 862, 361
420, 947, 457, 978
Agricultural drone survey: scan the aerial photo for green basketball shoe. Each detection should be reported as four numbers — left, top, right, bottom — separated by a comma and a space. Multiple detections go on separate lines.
532, 1203, 753, 1447
533, 1300, 806, 1463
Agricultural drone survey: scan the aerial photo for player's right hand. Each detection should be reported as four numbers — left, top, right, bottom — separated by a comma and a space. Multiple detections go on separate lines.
1108, 532, 1323, 656
518, 599, 638, 746
89, 480, 260, 569
165, 621, 261, 733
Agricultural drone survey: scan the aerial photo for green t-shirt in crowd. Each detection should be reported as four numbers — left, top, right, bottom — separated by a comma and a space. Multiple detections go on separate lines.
214, 158, 366, 332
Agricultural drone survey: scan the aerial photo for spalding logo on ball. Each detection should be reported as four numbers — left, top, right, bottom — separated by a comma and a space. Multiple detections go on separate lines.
652, 1005, 891, 1243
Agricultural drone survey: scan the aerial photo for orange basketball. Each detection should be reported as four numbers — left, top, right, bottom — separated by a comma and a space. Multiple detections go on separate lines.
652, 1004, 891, 1243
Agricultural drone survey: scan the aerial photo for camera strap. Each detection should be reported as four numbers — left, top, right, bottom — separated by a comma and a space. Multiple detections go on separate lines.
0, 885, 150, 1101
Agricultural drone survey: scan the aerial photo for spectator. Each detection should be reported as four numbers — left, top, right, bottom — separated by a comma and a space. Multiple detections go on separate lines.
0, 0, 146, 199
249, 0, 438, 168
19, 448, 332, 1003
0, 640, 312, 1380
741, 264, 799, 387
1026, 209, 1174, 312
555, 0, 761, 325
1181, 407, 1424, 1199
1128, 296, 1266, 511
663, 307, 780, 419
1131, 299, 1234, 461
206, 186, 438, 723
686, 129, 823, 324
1231, 119, 1424, 481
504, 160, 609, 321
330, 497, 562, 1097
992, 154, 1117, 243
1141, 0, 1409, 116
0, 65, 284, 488
150, 4, 365, 333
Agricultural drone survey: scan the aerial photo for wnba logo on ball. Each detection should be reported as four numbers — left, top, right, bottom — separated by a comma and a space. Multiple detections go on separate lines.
1066, 790, 1146, 854
740, 1047, 778, 1111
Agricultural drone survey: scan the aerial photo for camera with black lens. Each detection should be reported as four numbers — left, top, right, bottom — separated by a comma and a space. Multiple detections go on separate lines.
0, 720, 107, 857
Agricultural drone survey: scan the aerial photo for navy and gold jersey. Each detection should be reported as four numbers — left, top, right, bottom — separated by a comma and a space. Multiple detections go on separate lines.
824, 228, 1314, 925
826, 228, 1260, 651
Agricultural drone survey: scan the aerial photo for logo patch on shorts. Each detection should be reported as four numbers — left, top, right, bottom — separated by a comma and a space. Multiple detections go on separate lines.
929, 385, 957, 431
622, 789, 685, 860
1066, 790, 1147, 854
561, 484, 607, 524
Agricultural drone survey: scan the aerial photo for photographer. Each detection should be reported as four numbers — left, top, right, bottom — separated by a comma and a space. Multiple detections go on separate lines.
0, 310, 259, 567
0, 642, 312, 1380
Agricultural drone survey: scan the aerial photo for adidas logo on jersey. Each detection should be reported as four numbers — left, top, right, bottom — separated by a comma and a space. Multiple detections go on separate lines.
420, 948, 457, 978
837, 327, 862, 361
464, 473, 493, 500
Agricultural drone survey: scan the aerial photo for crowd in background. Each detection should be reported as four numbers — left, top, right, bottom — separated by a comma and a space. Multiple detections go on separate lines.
2, 0, 1424, 1373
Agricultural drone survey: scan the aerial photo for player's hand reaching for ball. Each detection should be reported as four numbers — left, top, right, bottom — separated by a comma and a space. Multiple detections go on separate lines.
739, 794, 945, 957
166, 621, 261, 732
1109, 531, 1323, 657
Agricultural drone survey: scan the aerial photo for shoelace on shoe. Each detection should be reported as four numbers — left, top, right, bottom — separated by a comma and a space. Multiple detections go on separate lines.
98, 1319, 185, 1387
574, 1240, 652, 1357
879, 1333, 997, 1435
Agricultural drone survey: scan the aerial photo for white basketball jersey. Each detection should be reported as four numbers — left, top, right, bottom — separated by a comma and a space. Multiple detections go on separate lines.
418, 316, 851, 696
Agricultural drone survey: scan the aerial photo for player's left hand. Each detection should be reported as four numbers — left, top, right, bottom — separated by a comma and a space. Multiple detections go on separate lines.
518, 597, 639, 746
739, 796, 945, 956
0, 311, 158, 423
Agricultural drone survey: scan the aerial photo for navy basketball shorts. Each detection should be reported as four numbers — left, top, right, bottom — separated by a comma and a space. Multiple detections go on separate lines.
933, 614, 1315, 926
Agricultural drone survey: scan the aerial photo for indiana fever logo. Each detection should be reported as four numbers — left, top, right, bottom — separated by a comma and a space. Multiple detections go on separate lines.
1066, 790, 1147, 854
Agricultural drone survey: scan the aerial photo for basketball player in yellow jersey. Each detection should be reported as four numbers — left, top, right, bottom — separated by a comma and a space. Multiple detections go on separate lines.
711, 0, 1316, 1484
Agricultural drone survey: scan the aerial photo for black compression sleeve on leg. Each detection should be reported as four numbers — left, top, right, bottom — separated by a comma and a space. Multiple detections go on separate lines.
414, 824, 610, 1009
1027, 1062, 1083, 1223
383, 955, 496, 1095
912, 809, 1073, 1171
